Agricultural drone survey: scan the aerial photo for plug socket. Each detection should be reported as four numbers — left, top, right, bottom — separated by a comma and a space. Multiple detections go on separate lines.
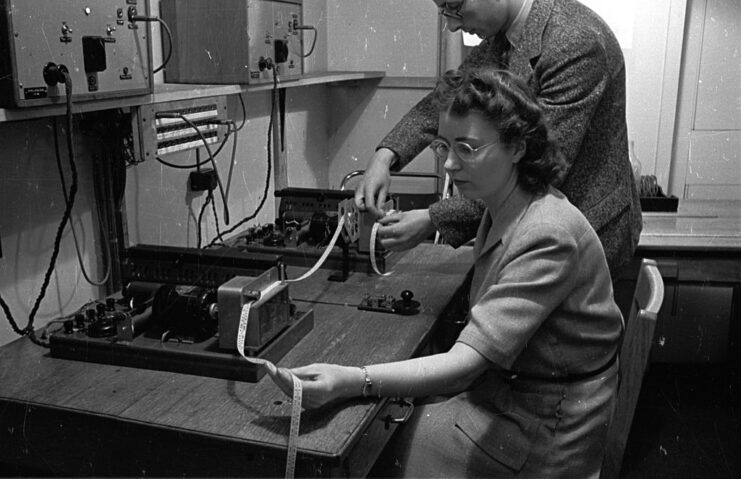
189, 169, 217, 192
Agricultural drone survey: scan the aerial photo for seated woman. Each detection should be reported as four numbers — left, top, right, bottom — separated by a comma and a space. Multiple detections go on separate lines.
268, 68, 623, 478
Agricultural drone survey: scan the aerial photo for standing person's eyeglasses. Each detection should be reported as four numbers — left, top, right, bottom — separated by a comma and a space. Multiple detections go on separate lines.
438, 1, 465, 20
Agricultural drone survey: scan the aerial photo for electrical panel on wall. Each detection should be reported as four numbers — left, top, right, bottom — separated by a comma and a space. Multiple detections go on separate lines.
160, 0, 303, 84
0, 0, 152, 108
131, 96, 228, 163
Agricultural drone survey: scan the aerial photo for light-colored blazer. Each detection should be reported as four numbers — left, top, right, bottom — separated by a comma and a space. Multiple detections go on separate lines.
378, 0, 642, 274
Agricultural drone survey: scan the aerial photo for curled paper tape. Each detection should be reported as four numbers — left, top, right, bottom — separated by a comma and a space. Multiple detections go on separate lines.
369, 209, 396, 277
282, 213, 347, 284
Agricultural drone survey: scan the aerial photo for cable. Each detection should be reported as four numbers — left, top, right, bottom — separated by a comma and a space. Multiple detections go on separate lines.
235, 93, 247, 132
155, 122, 230, 169
53, 118, 112, 286
129, 14, 173, 75
220, 120, 239, 207
0, 71, 78, 348
205, 72, 277, 248
156, 113, 230, 226
293, 22, 318, 58
209, 189, 225, 244
196, 192, 212, 249
153, 17, 173, 75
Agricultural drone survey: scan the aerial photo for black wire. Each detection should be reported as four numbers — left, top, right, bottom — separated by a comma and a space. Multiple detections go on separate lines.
171, 115, 230, 225
137, 16, 173, 75
155, 119, 234, 169
205, 73, 277, 248
297, 25, 318, 58
210, 121, 235, 158
155, 154, 210, 169
235, 93, 247, 132
53, 118, 112, 286
196, 192, 212, 249
209, 189, 224, 244
0, 73, 79, 348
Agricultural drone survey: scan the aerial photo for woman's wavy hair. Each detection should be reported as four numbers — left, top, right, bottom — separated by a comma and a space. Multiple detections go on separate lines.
432, 68, 566, 194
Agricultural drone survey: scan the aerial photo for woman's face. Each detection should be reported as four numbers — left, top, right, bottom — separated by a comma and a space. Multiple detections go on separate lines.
433, 0, 513, 39
437, 109, 523, 205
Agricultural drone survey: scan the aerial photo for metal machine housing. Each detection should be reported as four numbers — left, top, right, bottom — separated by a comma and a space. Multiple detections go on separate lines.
0, 0, 152, 107
160, 0, 303, 84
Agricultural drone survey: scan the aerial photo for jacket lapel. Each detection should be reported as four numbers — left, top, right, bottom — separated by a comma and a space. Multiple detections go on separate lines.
508, 0, 554, 78
473, 187, 534, 262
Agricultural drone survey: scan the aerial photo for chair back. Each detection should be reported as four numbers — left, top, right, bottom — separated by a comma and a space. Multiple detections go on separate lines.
601, 258, 665, 479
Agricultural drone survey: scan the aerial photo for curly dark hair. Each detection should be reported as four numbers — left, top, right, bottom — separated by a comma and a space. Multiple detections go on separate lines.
432, 68, 566, 194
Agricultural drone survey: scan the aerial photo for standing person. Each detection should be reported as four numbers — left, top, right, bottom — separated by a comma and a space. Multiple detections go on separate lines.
357, 0, 642, 276
269, 68, 623, 478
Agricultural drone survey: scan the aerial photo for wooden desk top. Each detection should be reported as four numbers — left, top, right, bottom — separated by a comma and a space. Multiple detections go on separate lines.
638, 200, 741, 252
0, 243, 472, 476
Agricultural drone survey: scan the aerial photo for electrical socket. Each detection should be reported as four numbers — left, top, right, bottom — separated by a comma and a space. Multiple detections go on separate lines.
189, 169, 217, 192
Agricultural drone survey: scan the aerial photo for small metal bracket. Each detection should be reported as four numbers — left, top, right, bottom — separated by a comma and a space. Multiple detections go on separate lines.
381, 398, 415, 430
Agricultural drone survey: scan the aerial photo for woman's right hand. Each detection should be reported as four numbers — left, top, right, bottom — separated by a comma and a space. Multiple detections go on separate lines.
354, 148, 397, 219
266, 363, 364, 409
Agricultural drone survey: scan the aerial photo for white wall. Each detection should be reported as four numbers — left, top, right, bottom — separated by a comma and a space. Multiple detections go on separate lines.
0, 118, 106, 346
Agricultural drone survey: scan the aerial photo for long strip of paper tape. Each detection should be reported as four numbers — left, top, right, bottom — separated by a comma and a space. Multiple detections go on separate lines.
238, 301, 302, 479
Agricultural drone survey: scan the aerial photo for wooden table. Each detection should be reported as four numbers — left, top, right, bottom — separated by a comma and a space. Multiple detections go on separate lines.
0, 243, 473, 477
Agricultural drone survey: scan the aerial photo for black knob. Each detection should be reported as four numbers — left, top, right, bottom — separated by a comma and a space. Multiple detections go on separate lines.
63, 319, 74, 334
401, 290, 414, 303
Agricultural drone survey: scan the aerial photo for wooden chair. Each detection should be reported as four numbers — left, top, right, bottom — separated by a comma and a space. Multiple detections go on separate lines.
601, 258, 665, 479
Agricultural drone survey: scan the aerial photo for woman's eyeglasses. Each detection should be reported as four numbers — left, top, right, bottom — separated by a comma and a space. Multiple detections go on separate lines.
438, 1, 465, 20
429, 138, 499, 163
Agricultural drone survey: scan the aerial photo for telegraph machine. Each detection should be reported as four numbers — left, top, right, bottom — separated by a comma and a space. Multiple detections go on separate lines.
49, 245, 314, 382
45, 187, 410, 381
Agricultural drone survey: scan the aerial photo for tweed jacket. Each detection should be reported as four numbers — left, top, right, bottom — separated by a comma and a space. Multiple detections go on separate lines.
378, 0, 642, 274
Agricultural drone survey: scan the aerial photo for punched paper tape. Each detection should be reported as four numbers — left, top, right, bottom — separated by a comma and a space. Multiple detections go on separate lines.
238, 302, 302, 479
238, 206, 392, 478
369, 209, 396, 277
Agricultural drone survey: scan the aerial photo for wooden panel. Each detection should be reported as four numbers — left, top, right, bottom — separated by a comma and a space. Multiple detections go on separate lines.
670, 0, 741, 199
693, 0, 741, 131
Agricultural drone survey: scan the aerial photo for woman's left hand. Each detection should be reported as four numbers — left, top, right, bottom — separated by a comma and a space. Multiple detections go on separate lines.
266, 363, 363, 409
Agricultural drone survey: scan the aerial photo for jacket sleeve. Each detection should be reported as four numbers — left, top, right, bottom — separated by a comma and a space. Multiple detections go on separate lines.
376, 40, 500, 246
429, 196, 486, 248
376, 37, 498, 170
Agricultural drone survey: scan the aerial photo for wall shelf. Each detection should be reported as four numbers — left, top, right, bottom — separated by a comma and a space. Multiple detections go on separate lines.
0, 71, 386, 123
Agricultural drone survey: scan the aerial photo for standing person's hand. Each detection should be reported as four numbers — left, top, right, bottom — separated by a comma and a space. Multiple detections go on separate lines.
354, 148, 397, 218
377, 209, 437, 252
